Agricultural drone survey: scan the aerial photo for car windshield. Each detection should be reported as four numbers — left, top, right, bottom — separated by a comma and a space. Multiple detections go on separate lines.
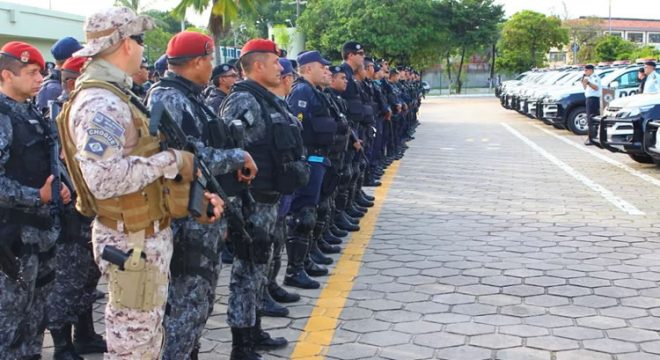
600, 68, 639, 86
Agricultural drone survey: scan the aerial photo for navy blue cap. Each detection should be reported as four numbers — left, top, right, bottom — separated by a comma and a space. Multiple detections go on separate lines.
297, 50, 331, 67
51, 37, 83, 61
330, 65, 345, 75
342, 41, 364, 54
373, 64, 381, 72
212, 63, 236, 80
645, 61, 657, 67
279, 58, 294, 76
155, 54, 167, 75
585, 64, 595, 70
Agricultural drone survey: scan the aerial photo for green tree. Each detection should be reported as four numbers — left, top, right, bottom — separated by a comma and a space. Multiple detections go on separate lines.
496, 10, 569, 73
564, 17, 603, 63
297, 0, 447, 69
628, 45, 660, 61
437, 0, 504, 93
114, 0, 141, 11
143, 26, 172, 63
593, 35, 637, 62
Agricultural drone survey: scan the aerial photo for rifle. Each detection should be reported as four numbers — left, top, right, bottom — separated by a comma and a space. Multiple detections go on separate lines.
148, 102, 253, 246
349, 129, 369, 163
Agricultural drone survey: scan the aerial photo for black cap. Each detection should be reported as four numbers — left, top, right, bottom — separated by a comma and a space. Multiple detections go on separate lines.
389, 69, 399, 75
645, 61, 657, 67
585, 64, 595, 70
227, 58, 239, 67
330, 65, 345, 75
212, 63, 236, 80
290, 59, 298, 70
342, 41, 364, 54
364, 57, 375, 65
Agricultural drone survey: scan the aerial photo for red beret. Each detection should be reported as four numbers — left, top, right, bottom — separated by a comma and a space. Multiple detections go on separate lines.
0, 41, 45, 70
240, 39, 280, 58
61, 56, 88, 75
166, 31, 214, 59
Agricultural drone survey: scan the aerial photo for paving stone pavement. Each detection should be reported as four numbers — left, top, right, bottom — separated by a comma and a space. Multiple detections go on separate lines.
43, 98, 660, 359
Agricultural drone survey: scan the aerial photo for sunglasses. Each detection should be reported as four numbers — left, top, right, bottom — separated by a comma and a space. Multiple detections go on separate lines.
356, 50, 365, 56
130, 34, 145, 46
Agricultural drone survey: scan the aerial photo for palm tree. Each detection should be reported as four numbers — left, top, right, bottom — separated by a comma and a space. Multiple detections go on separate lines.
173, 0, 266, 56
114, 0, 141, 12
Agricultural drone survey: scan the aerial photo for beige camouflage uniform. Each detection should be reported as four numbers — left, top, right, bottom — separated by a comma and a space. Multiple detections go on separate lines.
66, 8, 178, 360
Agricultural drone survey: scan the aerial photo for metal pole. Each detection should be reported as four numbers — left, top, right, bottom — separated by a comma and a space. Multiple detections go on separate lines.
608, 0, 612, 33
296, 0, 300, 18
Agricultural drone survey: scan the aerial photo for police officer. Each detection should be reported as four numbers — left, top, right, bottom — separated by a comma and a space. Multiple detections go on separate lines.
36, 37, 83, 112
582, 64, 601, 146
638, 68, 647, 94
219, 39, 308, 360
643, 61, 659, 94
205, 63, 239, 114
59, 8, 223, 359
318, 65, 352, 247
264, 58, 302, 316
46, 55, 107, 360
338, 41, 372, 233
282, 50, 338, 290
130, 57, 149, 98
145, 31, 257, 360
0, 41, 73, 359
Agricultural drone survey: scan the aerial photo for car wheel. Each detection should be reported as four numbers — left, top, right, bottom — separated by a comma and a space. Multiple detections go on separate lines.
566, 107, 588, 135
628, 153, 654, 164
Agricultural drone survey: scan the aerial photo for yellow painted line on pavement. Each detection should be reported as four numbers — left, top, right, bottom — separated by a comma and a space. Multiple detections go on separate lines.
290, 160, 402, 359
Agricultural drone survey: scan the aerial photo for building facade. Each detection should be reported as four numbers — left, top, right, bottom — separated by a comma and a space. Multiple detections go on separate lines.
0, 1, 84, 62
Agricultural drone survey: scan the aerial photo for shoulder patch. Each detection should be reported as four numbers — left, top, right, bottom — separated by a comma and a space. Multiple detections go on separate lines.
87, 128, 120, 148
83, 138, 109, 158
298, 100, 307, 108
91, 112, 125, 138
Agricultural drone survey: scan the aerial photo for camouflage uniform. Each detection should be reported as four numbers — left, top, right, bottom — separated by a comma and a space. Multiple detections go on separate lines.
67, 55, 183, 360
146, 74, 245, 360
203, 86, 228, 116
0, 93, 60, 359
220, 89, 280, 329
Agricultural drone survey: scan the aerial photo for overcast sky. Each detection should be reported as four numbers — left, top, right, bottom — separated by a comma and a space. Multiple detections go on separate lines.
5, 0, 660, 27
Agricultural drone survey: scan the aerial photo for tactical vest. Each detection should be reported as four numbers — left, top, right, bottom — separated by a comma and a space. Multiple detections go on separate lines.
226, 80, 309, 195
0, 101, 54, 230
150, 75, 244, 197
58, 80, 190, 234
292, 79, 337, 152
323, 90, 350, 156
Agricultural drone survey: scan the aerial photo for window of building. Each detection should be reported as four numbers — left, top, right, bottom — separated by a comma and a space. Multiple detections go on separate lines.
649, 33, 660, 43
627, 32, 644, 43
548, 51, 566, 62
607, 31, 623, 38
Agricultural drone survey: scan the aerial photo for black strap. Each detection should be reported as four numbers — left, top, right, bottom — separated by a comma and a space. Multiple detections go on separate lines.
35, 270, 55, 288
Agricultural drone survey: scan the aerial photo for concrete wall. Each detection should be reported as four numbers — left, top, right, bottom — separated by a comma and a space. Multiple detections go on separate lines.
0, 1, 84, 61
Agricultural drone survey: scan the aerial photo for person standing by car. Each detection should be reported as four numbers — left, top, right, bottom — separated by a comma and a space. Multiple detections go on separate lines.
643, 61, 659, 94
582, 64, 601, 146
637, 67, 647, 94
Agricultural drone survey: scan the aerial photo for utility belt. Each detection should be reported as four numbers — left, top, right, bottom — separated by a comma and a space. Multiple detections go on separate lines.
308, 148, 331, 157
170, 242, 218, 284
97, 216, 171, 238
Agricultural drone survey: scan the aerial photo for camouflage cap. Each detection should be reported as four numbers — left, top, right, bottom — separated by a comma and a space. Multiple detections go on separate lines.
74, 7, 154, 57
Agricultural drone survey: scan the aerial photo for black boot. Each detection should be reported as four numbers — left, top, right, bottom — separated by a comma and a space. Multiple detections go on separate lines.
284, 237, 320, 289
330, 224, 349, 238
269, 283, 301, 303
309, 238, 333, 265
360, 190, 375, 202
318, 239, 341, 254
353, 203, 368, 213
261, 289, 289, 317
73, 308, 107, 355
253, 316, 288, 350
346, 205, 366, 219
52, 324, 83, 360
230, 327, 262, 360
324, 231, 343, 245
339, 211, 360, 226
305, 258, 329, 277
335, 213, 360, 232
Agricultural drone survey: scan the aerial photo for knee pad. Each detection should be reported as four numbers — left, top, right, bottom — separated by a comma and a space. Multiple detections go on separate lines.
292, 207, 317, 235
